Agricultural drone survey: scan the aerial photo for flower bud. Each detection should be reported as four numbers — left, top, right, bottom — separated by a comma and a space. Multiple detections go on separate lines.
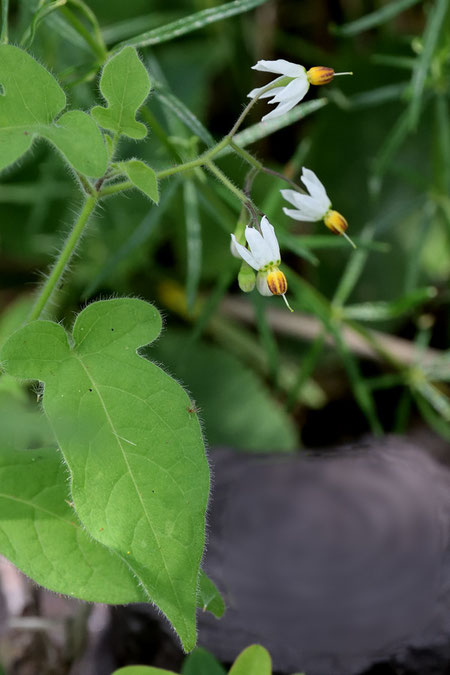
238, 262, 256, 293
266, 268, 288, 296
323, 210, 348, 235
307, 67, 335, 85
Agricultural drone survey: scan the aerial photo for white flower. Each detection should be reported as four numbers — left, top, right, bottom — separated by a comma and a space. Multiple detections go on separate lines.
281, 167, 331, 222
281, 167, 353, 244
248, 59, 310, 122
231, 216, 293, 310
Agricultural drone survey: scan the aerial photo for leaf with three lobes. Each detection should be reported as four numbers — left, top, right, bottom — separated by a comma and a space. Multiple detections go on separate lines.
92, 47, 151, 139
0, 298, 210, 651
0, 45, 107, 176
0, 446, 148, 603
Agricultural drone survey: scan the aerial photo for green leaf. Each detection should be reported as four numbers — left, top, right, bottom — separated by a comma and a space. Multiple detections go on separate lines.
112, 668, 176, 675
121, 159, 159, 203
113, 0, 269, 50
153, 330, 297, 452
0, 45, 107, 177
0, 446, 148, 603
229, 645, 272, 675
332, 0, 422, 36
92, 47, 151, 139
1, 299, 210, 651
182, 647, 226, 675
409, 0, 448, 129
197, 571, 225, 618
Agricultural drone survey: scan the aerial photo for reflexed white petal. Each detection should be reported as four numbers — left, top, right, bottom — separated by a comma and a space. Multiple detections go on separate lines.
301, 167, 330, 208
261, 97, 297, 121
282, 207, 320, 222
247, 76, 284, 99
252, 59, 305, 77
230, 234, 259, 270
248, 85, 284, 100
280, 189, 325, 219
270, 74, 309, 104
256, 272, 273, 296
245, 226, 274, 267
260, 216, 280, 262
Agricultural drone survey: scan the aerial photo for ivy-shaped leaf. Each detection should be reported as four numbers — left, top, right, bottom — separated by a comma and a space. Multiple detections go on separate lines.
0, 446, 148, 603
0, 45, 107, 177
121, 159, 159, 202
0, 298, 210, 651
91, 47, 151, 139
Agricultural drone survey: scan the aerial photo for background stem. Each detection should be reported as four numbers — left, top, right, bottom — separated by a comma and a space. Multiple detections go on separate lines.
1, 0, 9, 43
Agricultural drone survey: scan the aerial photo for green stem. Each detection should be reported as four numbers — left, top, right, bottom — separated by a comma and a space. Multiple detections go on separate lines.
206, 160, 261, 224
60, 5, 105, 60
230, 141, 307, 194
99, 137, 231, 198
1, 0, 9, 43
68, 0, 107, 60
28, 193, 98, 321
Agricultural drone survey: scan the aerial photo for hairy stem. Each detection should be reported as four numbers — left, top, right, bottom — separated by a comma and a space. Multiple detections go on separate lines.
28, 193, 98, 321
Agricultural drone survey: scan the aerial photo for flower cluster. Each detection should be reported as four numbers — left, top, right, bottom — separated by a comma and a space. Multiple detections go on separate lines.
230, 59, 353, 310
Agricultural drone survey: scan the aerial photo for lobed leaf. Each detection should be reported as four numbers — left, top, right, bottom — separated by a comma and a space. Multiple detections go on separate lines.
1, 298, 210, 651
121, 159, 159, 203
0, 45, 107, 176
92, 47, 151, 139
113, 0, 270, 50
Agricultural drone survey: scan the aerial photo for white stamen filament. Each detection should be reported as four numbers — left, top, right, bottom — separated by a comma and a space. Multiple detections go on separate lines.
334, 72, 353, 76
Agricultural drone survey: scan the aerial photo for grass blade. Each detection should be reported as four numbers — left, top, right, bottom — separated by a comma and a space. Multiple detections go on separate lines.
184, 179, 202, 313
332, 0, 422, 37
225, 99, 328, 151
113, 0, 269, 50
153, 81, 215, 147
342, 287, 436, 321
409, 0, 448, 129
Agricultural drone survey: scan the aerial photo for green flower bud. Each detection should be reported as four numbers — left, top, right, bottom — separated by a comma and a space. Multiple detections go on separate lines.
238, 261, 256, 293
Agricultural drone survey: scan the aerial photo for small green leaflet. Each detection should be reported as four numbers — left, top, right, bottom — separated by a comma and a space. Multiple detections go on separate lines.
181, 647, 226, 675
228, 645, 272, 675
92, 47, 151, 139
197, 570, 225, 618
0, 45, 107, 177
121, 159, 159, 202
1, 298, 210, 652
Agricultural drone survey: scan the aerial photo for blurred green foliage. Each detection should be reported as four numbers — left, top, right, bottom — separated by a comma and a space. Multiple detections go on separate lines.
0, 0, 449, 447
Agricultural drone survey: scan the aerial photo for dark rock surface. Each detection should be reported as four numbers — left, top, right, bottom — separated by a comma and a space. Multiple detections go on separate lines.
197, 436, 450, 674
